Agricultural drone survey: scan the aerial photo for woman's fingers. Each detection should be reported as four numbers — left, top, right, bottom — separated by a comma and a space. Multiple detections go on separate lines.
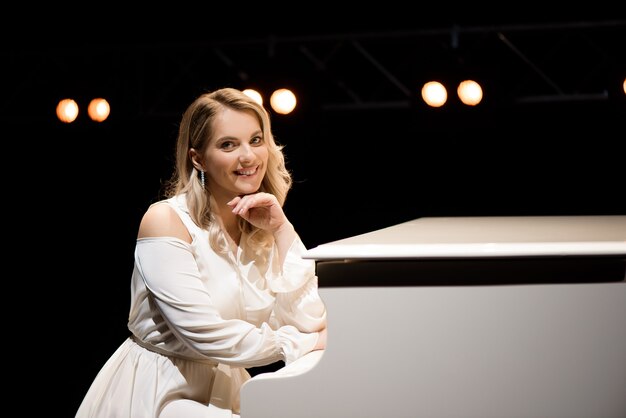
229, 193, 275, 215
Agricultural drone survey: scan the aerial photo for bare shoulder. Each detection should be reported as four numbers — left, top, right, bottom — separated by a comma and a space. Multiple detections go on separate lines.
137, 202, 192, 242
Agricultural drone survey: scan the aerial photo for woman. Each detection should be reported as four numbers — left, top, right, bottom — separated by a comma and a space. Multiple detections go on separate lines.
76, 87, 327, 417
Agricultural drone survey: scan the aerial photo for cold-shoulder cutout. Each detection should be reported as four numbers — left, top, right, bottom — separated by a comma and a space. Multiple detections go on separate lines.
137, 201, 192, 243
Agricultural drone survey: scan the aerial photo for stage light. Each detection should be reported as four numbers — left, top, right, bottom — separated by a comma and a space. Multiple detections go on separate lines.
421, 81, 447, 107
243, 89, 263, 106
88, 98, 110, 122
270, 88, 297, 114
56, 98, 79, 123
457, 80, 483, 106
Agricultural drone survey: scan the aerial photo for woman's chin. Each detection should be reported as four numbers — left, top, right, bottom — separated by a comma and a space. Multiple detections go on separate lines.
234, 183, 262, 195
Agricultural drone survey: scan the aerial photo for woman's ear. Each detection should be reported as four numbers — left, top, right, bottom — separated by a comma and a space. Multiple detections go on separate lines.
189, 148, 204, 172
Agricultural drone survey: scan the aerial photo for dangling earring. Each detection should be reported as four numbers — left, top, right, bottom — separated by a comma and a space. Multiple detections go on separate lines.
200, 170, 205, 188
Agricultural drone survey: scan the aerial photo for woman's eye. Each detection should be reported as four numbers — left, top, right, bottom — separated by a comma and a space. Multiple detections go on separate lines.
251, 136, 263, 145
220, 141, 235, 150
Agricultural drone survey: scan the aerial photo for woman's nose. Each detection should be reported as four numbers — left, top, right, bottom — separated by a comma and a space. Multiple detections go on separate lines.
238, 144, 254, 163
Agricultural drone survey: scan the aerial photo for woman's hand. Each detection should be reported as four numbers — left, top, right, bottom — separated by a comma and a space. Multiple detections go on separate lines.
228, 192, 296, 264
227, 192, 288, 233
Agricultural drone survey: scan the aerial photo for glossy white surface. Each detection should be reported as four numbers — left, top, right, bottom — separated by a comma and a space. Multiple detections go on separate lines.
304, 215, 626, 259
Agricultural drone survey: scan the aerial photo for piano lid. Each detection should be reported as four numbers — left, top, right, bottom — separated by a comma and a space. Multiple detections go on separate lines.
303, 215, 626, 260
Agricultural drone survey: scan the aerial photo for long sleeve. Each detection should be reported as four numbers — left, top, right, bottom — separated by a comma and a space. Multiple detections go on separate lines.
129, 237, 319, 368
266, 236, 328, 336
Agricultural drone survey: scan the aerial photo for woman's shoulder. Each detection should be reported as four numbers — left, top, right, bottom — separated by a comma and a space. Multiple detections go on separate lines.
137, 196, 192, 242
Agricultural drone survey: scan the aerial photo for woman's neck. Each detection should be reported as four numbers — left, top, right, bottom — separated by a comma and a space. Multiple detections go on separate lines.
214, 201, 241, 246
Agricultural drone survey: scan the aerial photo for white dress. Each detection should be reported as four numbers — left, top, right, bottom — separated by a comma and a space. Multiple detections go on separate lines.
76, 194, 327, 417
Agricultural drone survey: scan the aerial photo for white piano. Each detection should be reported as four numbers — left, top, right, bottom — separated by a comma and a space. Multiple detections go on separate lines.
241, 215, 626, 417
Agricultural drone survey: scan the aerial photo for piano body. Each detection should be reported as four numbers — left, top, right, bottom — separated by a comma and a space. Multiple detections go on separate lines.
241, 215, 626, 417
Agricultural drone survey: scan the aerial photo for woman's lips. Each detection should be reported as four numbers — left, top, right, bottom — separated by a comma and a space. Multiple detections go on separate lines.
234, 166, 258, 176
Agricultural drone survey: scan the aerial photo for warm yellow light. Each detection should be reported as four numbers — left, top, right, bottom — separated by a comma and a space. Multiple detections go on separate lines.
88, 98, 110, 122
270, 88, 297, 114
623, 77, 626, 95
421, 81, 447, 107
56, 98, 79, 123
457, 80, 483, 106
243, 89, 263, 106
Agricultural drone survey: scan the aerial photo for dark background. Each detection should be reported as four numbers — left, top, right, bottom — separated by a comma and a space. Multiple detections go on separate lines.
6, 8, 624, 416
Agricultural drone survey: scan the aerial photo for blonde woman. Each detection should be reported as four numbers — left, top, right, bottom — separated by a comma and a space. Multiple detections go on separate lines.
76, 87, 327, 417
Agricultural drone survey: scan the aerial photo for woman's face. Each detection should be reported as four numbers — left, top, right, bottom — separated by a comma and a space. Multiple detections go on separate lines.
202, 107, 269, 202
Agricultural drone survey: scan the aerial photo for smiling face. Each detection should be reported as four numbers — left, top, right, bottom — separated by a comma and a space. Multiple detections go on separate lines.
194, 106, 269, 204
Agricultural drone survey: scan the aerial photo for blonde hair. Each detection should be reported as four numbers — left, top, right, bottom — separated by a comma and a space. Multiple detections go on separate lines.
163, 87, 292, 253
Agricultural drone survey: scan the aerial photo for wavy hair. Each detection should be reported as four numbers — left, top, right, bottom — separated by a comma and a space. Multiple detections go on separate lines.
163, 87, 292, 254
